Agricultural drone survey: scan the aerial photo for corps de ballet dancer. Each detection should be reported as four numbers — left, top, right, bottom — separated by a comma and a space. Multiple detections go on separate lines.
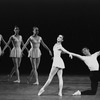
22, 27, 52, 85
3, 26, 27, 83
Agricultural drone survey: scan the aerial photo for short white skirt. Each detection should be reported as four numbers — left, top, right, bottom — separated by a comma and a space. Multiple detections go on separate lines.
10, 47, 22, 58
52, 57, 65, 69
28, 48, 41, 58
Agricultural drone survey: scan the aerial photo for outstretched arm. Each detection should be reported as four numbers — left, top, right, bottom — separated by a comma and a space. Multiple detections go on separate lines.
1, 35, 11, 51
21, 37, 30, 52
1, 35, 6, 45
70, 52, 84, 60
2, 36, 12, 53
60, 46, 73, 59
60, 46, 71, 55
21, 38, 29, 52
41, 38, 52, 56
95, 51, 100, 57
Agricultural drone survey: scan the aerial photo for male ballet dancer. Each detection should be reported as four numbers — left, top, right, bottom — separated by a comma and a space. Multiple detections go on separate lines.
71, 47, 100, 95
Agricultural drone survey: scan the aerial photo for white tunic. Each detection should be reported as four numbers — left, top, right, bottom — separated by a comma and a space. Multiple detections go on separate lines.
82, 52, 99, 71
52, 43, 65, 69
28, 36, 42, 58
10, 35, 22, 57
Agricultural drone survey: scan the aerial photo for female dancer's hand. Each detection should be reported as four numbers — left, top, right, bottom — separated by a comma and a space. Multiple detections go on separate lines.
49, 50, 52, 56
69, 53, 73, 59
1, 50, 4, 56
21, 51, 24, 57
51, 57, 54, 60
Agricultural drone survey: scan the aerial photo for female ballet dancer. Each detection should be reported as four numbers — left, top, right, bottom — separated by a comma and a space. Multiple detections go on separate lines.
38, 35, 72, 96
21, 27, 52, 85
3, 26, 26, 83
70, 47, 100, 95
0, 34, 10, 56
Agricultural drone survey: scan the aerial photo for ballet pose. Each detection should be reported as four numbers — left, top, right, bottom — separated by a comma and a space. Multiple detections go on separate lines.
71, 48, 100, 95
38, 35, 72, 96
22, 27, 52, 85
3, 26, 26, 83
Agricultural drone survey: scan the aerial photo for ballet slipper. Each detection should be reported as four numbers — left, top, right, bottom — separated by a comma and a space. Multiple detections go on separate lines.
13, 80, 20, 83
72, 90, 81, 96
38, 89, 45, 96
33, 82, 39, 85
58, 92, 62, 97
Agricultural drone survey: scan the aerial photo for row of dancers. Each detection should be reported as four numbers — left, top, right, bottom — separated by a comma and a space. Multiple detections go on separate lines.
0, 26, 100, 96
0, 26, 52, 85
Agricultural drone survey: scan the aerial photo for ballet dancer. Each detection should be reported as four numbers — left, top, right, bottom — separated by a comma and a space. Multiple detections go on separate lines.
3, 26, 26, 83
38, 35, 72, 96
70, 47, 100, 95
21, 27, 52, 85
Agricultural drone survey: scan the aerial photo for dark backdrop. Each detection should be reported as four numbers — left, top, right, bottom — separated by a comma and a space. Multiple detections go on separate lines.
0, 0, 100, 75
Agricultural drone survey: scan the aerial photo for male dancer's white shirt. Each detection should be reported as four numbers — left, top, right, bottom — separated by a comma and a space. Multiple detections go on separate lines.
75, 52, 100, 71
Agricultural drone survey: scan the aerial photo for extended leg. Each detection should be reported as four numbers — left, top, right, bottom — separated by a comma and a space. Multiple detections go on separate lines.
38, 67, 58, 96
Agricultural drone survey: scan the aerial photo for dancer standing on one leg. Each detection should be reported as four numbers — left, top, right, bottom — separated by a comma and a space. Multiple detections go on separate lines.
22, 27, 52, 85
3, 26, 26, 83
70, 47, 100, 95
38, 35, 72, 96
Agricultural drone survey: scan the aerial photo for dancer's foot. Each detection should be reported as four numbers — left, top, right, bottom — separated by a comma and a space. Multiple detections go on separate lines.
58, 92, 62, 97
13, 80, 20, 83
38, 89, 45, 96
72, 90, 81, 96
33, 81, 39, 85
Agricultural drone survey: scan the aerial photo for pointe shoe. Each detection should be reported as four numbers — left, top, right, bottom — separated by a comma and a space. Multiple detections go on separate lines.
33, 82, 39, 85
58, 93, 62, 97
72, 90, 81, 96
13, 80, 20, 83
38, 89, 45, 96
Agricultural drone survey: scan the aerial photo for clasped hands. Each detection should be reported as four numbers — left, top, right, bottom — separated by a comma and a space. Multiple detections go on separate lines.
69, 53, 73, 59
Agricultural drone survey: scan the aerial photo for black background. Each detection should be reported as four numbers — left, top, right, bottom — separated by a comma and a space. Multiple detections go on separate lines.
0, 0, 100, 75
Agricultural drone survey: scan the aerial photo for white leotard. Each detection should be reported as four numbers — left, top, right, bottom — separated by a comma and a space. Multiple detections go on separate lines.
52, 43, 65, 69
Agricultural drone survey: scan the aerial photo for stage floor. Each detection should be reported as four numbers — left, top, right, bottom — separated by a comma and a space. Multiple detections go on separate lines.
0, 75, 100, 100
